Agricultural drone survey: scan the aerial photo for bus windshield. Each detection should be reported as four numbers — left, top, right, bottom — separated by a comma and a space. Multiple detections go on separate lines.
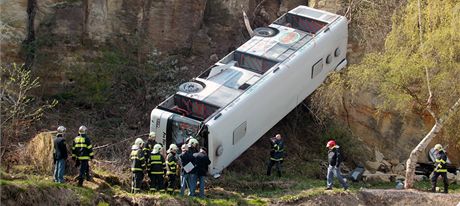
168, 114, 201, 148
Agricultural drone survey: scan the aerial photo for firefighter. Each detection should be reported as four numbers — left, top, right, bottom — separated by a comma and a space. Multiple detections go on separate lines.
267, 134, 284, 177
53, 126, 68, 183
431, 144, 448, 193
72, 125, 94, 187
165, 144, 179, 194
148, 144, 165, 193
325, 140, 348, 190
130, 138, 146, 193
144, 132, 157, 164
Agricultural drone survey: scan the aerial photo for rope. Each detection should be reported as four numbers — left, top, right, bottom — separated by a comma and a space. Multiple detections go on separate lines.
93, 133, 149, 150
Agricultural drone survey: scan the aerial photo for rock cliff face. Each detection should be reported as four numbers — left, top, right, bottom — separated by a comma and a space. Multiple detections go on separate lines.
2, 0, 456, 166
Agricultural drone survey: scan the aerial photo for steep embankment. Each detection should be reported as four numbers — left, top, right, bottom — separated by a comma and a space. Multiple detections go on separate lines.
2, 176, 460, 206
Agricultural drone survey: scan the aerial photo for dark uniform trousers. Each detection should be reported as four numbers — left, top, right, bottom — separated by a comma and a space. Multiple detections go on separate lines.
132, 172, 144, 193
149, 174, 164, 192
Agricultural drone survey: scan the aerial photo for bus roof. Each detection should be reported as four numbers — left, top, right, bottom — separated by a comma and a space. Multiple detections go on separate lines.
159, 6, 341, 121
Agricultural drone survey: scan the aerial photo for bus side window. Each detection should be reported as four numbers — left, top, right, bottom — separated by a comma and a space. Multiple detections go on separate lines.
311, 59, 323, 79
233, 121, 247, 145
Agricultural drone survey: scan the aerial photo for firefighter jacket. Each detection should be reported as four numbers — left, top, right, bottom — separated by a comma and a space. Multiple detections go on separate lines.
143, 139, 156, 163
166, 152, 177, 175
434, 149, 448, 173
130, 145, 146, 172
328, 145, 343, 167
54, 134, 68, 160
270, 139, 284, 161
72, 134, 94, 160
149, 152, 165, 175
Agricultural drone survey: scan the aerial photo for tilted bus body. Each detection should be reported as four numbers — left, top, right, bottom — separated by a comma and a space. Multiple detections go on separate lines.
150, 6, 348, 175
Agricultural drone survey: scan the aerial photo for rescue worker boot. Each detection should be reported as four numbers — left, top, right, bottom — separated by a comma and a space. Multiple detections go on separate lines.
443, 185, 448, 194
430, 179, 437, 192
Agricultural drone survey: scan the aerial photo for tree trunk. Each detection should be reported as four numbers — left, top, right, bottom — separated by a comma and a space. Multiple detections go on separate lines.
404, 97, 460, 189
24, 0, 37, 69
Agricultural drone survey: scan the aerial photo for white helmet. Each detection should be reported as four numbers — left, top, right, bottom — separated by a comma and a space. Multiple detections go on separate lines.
134, 138, 144, 146
188, 138, 198, 147
78, 125, 87, 134
434, 144, 443, 151
168, 144, 178, 152
149, 132, 156, 139
57, 126, 66, 134
152, 144, 162, 153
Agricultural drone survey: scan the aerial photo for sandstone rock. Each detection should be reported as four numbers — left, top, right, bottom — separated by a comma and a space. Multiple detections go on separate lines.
365, 161, 381, 172
447, 173, 456, 184
415, 175, 427, 182
375, 150, 384, 162
396, 175, 405, 181
389, 159, 400, 166
379, 160, 392, 173
364, 171, 392, 183
392, 163, 405, 174
363, 170, 372, 176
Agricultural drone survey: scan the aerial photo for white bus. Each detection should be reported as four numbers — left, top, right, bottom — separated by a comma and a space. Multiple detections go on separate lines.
150, 6, 348, 175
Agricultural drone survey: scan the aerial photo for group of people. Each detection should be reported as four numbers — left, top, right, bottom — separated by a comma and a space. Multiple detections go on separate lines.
53, 125, 93, 187
130, 132, 211, 198
53, 126, 450, 195
267, 135, 449, 194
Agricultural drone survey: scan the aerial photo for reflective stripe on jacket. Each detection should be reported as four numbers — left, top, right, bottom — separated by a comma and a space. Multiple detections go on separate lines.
131, 149, 146, 172
270, 139, 284, 161
149, 152, 165, 175
166, 152, 177, 175
72, 135, 94, 160
434, 150, 448, 173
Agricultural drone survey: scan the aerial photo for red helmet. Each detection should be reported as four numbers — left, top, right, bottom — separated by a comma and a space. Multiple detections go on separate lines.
326, 140, 336, 148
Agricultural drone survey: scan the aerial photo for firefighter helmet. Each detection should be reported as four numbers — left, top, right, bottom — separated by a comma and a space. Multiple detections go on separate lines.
149, 132, 156, 139
78, 125, 87, 134
134, 138, 144, 146
169, 144, 178, 152
188, 138, 199, 147
434, 144, 443, 151
152, 144, 162, 153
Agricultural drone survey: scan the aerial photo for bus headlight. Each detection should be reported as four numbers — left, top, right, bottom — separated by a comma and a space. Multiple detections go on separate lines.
216, 145, 223, 156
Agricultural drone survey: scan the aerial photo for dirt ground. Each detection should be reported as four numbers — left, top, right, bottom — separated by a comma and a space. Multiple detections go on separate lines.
281, 189, 460, 206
